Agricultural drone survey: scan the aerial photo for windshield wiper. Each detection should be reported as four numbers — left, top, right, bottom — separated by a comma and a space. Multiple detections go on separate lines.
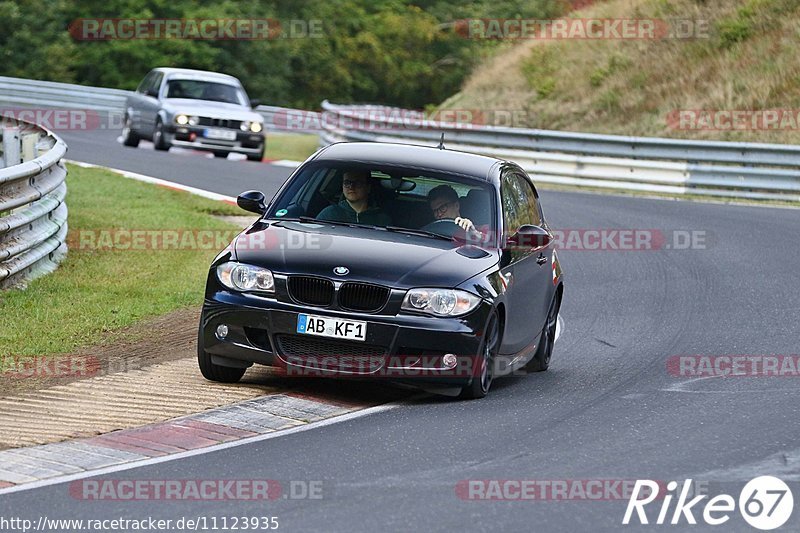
297, 216, 382, 230
384, 226, 455, 241
297, 216, 357, 227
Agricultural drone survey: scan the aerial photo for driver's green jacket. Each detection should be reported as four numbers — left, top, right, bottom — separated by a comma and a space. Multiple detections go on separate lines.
317, 200, 391, 226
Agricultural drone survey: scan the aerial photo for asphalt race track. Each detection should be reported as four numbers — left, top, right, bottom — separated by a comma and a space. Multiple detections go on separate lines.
3, 120, 799, 531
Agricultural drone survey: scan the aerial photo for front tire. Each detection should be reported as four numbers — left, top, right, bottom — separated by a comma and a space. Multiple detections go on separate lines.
153, 118, 170, 151
121, 116, 140, 147
246, 145, 265, 162
197, 327, 246, 383
460, 310, 501, 399
526, 294, 560, 372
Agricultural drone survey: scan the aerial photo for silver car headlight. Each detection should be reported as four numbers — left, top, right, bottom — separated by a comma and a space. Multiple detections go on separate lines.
216, 262, 274, 293
175, 114, 189, 125
250, 121, 263, 133
401, 288, 481, 317
188, 115, 199, 126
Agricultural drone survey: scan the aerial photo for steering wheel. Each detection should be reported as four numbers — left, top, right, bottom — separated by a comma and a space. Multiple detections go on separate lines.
421, 218, 465, 238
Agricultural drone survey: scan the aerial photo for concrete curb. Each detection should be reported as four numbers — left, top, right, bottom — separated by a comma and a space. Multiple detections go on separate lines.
0, 392, 375, 490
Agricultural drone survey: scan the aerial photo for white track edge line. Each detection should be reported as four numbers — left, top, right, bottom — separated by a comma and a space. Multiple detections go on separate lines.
65, 159, 236, 204
0, 400, 408, 496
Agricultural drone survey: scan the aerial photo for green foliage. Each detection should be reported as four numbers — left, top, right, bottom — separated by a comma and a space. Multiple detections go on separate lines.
0, 0, 568, 109
521, 46, 559, 99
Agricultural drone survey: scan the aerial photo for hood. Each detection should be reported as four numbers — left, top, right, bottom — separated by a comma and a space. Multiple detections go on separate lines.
232, 221, 499, 289
162, 99, 262, 122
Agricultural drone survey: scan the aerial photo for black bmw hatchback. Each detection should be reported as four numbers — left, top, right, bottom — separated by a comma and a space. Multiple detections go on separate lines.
198, 142, 563, 399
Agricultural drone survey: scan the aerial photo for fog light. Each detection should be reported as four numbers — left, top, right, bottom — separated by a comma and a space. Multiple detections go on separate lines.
442, 353, 458, 369
216, 324, 229, 340
189, 132, 197, 141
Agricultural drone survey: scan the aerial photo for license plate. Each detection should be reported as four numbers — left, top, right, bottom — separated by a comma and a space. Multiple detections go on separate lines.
297, 314, 367, 341
204, 128, 237, 140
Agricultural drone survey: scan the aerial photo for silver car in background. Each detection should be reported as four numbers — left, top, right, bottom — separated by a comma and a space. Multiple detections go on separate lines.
122, 67, 266, 161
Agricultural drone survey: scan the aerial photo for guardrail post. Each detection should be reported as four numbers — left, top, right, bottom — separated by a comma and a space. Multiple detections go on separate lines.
2, 127, 20, 167
21, 132, 38, 162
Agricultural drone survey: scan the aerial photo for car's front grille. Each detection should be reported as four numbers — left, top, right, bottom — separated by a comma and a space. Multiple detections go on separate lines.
338, 282, 389, 313
276, 335, 386, 372
198, 117, 242, 130
288, 276, 334, 307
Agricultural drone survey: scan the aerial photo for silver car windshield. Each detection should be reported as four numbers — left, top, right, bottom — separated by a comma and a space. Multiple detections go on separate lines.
165, 80, 246, 105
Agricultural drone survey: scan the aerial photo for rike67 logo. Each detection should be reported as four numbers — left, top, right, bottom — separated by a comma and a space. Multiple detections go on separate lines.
623, 476, 794, 530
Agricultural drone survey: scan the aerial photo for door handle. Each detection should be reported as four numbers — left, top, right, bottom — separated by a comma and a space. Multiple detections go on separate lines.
536, 254, 547, 265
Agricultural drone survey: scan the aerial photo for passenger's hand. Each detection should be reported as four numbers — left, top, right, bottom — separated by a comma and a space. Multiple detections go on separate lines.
454, 216, 475, 232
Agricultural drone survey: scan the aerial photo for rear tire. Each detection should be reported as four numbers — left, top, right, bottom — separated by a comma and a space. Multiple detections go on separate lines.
460, 310, 501, 400
153, 118, 170, 151
197, 327, 246, 383
121, 116, 140, 147
526, 294, 560, 372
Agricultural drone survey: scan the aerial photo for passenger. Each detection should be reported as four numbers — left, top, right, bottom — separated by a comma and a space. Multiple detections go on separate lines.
316, 169, 391, 226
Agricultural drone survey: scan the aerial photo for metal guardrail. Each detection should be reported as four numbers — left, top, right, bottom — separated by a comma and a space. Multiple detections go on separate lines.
320, 101, 800, 202
0, 76, 321, 133
0, 119, 68, 289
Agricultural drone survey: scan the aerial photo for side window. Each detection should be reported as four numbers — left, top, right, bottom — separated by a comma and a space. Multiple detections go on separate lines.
501, 173, 523, 234
148, 73, 164, 97
136, 72, 154, 94
512, 173, 542, 226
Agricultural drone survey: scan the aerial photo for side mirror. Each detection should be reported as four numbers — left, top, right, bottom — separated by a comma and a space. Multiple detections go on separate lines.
146, 87, 160, 98
237, 190, 267, 214
250, 99, 261, 109
507, 224, 551, 251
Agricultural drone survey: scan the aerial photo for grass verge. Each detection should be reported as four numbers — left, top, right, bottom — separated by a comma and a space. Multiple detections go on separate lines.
442, 0, 800, 144
264, 132, 320, 162
0, 163, 243, 359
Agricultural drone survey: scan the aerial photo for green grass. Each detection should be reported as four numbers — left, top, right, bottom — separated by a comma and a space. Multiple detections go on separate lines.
442, 0, 800, 144
0, 164, 242, 358
264, 132, 320, 162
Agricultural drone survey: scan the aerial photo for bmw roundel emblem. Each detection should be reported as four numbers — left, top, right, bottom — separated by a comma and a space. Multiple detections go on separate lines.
333, 266, 349, 276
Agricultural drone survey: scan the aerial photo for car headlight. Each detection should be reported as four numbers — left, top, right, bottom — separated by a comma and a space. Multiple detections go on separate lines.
175, 114, 189, 125
401, 288, 481, 317
240, 121, 251, 131
250, 121, 263, 133
188, 115, 199, 126
216, 262, 275, 293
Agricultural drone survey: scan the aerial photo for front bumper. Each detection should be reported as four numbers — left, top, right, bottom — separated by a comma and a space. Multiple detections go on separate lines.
200, 289, 491, 387
165, 124, 264, 155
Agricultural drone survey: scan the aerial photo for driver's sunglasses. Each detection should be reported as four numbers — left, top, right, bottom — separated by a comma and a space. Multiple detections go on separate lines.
342, 180, 367, 189
431, 201, 455, 217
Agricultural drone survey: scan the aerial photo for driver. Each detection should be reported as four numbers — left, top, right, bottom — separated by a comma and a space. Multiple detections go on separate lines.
317, 169, 391, 225
426, 185, 478, 233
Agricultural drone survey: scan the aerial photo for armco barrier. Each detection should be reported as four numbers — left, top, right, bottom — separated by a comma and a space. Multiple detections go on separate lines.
0, 76, 321, 133
319, 101, 800, 202
0, 119, 68, 289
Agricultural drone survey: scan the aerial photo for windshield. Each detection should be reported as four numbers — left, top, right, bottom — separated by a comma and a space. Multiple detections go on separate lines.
165, 79, 247, 105
266, 162, 498, 247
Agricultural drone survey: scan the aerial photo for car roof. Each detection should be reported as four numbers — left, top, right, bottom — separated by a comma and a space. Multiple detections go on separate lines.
312, 142, 505, 182
153, 68, 241, 84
